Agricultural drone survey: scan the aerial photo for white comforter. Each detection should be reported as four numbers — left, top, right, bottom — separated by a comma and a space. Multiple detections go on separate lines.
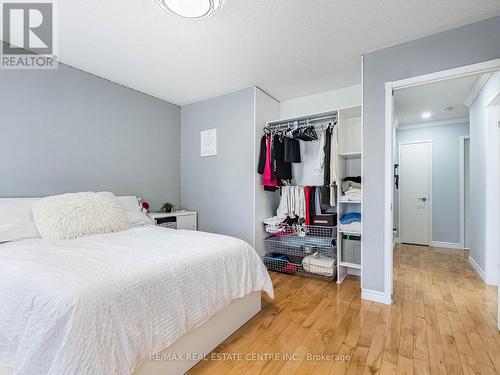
0, 226, 273, 375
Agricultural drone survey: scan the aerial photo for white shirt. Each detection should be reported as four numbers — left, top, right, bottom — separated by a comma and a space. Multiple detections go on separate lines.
292, 130, 325, 186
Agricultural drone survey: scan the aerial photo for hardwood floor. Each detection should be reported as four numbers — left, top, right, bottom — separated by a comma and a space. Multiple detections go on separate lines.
189, 245, 499, 374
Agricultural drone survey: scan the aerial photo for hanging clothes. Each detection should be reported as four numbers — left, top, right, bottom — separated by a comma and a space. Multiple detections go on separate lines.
257, 135, 266, 174
315, 187, 322, 214
277, 186, 290, 220
273, 134, 292, 181
276, 186, 305, 220
284, 137, 301, 163
262, 135, 278, 189
322, 127, 332, 205
309, 186, 316, 218
304, 186, 311, 225
292, 130, 326, 186
330, 126, 339, 206
293, 186, 305, 219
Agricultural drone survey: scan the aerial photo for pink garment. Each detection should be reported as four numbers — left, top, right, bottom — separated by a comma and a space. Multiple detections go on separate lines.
262, 135, 278, 187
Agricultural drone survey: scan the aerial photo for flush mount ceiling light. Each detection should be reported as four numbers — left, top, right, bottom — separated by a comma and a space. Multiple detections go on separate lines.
421, 112, 432, 119
155, 0, 222, 20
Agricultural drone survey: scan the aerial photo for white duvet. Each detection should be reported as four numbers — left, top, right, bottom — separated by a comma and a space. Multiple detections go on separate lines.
0, 226, 273, 375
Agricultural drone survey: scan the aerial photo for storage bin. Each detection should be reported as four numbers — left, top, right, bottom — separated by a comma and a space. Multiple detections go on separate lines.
311, 214, 337, 227
341, 234, 361, 265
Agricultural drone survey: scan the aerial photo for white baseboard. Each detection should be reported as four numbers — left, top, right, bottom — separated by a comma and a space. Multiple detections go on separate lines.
361, 288, 392, 305
431, 241, 463, 249
468, 256, 486, 282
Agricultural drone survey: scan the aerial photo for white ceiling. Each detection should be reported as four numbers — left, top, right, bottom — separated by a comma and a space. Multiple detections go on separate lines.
56, 0, 500, 105
394, 74, 481, 126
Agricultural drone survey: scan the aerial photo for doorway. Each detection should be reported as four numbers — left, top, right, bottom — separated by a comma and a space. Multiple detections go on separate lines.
384, 59, 500, 307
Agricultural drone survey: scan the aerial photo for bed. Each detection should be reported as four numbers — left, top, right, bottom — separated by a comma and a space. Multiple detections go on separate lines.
0, 198, 273, 375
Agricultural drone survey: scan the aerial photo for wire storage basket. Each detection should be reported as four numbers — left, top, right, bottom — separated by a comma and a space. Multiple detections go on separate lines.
263, 224, 337, 281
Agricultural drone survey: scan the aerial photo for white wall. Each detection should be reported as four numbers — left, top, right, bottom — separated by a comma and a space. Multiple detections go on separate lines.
280, 85, 361, 119
396, 122, 470, 245
469, 72, 500, 284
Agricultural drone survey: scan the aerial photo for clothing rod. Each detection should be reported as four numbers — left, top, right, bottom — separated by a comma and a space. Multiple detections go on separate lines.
266, 115, 337, 129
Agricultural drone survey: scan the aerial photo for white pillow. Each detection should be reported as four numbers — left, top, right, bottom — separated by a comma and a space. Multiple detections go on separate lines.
117, 196, 154, 226
32, 192, 130, 240
0, 198, 41, 243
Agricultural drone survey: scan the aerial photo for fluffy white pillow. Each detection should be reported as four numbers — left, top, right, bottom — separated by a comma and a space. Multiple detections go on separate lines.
117, 196, 154, 226
32, 192, 130, 240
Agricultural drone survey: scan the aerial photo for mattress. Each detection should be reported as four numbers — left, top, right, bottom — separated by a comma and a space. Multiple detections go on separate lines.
0, 226, 273, 375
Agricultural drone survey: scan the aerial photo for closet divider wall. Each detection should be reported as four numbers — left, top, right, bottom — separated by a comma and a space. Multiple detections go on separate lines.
259, 105, 362, 284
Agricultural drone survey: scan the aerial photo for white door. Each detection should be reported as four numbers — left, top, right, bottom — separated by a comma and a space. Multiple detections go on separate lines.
399, 141, 431, 245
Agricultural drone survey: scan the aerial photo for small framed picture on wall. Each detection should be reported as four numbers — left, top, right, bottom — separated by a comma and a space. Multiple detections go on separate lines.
200, 128, 217, 157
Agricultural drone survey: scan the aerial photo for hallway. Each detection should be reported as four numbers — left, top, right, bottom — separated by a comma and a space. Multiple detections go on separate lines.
190, 245, 499, 374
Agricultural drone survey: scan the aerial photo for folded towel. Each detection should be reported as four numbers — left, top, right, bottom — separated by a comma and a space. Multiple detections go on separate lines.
341, 181, 362, 193
339, 194, 361, 202
339, 222, 362, 233
340, 212, 361, 224
345, 187, 361, 194
302, 254, 335, 276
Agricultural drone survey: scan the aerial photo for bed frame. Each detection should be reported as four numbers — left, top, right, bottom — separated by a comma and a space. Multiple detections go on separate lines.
0, 292, 261, 375
134, 292, 261, 375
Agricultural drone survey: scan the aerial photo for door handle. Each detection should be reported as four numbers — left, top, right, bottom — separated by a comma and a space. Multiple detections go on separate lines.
418, 197, 427, 202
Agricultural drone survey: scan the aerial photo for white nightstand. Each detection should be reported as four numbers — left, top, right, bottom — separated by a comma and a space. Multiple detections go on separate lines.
149, 210, 197, 231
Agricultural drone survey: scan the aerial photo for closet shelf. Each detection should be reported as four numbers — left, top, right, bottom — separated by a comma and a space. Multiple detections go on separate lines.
339, 152, 361, 159
338, 261, 361, 270
264, 235, 336, 258
338, 230, 362, 236
338, 200, 361, 204
264, 224, 336, 239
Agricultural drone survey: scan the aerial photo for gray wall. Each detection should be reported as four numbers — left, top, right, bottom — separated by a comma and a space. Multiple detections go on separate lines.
396, 122, 470, 244
0, 62, 180, 209
363, 16, 500, 293
180, 88, 255, 245
469, 72, 500, 281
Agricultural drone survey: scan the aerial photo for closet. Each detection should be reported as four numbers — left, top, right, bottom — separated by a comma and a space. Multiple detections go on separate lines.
258, 106, 362, 284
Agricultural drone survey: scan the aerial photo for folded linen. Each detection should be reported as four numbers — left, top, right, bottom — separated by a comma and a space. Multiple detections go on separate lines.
339, 222, 362, 233
263, 216, 286, 225
340, 212, 361, 224
341, 181, 362, 193
343, 176, 361, 183
340, 194, 361, 202
302, 254, 335, 276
